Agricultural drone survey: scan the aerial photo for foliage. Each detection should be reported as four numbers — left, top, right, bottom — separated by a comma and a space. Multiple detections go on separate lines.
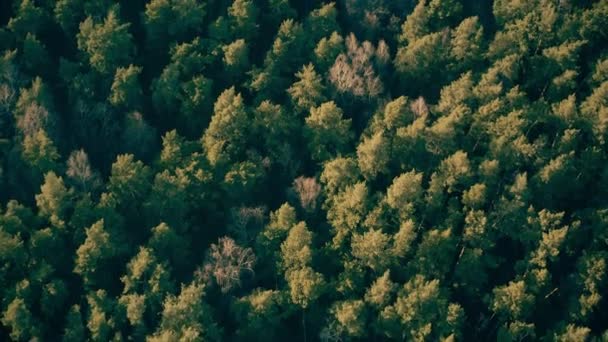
1, 1, 608, 341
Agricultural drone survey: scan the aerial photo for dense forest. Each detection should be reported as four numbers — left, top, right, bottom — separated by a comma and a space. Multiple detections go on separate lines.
0, 0, 607, 340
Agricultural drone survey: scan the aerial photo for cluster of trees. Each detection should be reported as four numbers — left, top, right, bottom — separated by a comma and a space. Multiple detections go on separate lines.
1, 0, 608, 340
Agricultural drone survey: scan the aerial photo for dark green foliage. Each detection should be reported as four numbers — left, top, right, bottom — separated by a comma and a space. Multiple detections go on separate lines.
0, 1, 607, 341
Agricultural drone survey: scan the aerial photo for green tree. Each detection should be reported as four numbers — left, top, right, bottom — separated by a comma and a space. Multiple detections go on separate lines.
281, 221, 313, 271
232, 289, 286, 340
7, 0, 45, 40
286, 266, 325, 310
148, 282, 220, 341
74, 219, 118, 288
331, 299, 367, 337
365, 270, 396, 308
326, 182, 369, 249
380, 275, 463, 341
287, 63, 326, 114
202, 87, 249, 167
106, 154, 151, 207
62, 305, 85, 342
109, 64, 142, 109
222, 39, 249, 74
77, 8, 134, 74
228, 0, 259, 40
1, 297, 40, 341
357, 131, 390, 179
351, 229, 392, 272
305, 101, 353, 162
144, 0, 206, 52
35, 171, 70, 227
21, 129, 60, 174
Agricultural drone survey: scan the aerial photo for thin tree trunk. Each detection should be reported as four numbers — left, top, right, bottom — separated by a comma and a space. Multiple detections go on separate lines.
302, 309, 307, 342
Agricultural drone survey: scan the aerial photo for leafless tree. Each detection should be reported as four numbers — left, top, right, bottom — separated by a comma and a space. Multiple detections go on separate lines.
228, 206, 266, 242
199, 237, 256, 293
293, 176, 322, 212
329, 33, 385, 99
66, 149, 101, 192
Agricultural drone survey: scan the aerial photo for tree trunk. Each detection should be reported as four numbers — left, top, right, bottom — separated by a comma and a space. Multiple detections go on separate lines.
302, 309, 307, 342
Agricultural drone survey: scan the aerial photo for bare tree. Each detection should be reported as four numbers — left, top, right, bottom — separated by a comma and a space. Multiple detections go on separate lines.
328, 33, 385, 99
293, 176, 322, 212
66, 149, 101, 192
228, 206, 266, 243
199, 237, 256, 293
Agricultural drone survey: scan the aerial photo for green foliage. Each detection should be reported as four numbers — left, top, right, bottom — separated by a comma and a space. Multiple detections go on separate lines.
287, 63, 326, 113
144, 0, 206, 50
149, 282, 220, 341
305, 101, 353, 162
74, 219, 118, 287
1, 1, 608, 341
77, 8, 134, 74
281, 221, 313, 270
202, 87, 249, 167
21, 129, 60, 173
286, 266, 325, 309
109, 64, 142, 109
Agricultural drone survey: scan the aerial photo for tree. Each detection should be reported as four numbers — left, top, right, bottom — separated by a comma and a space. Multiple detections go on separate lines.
21, 129, 60, 174
148, 222, 191, 270
228, 0, 259, 40
326, 182, 369, 249
257, 203, 297, 265
77, 8, 134, 74
395, 31, 451, 94
292, 176, 322, 213
202, 87, 249, 167
21, 33, 51, 76
386, 170, 424, 217
200, 237, 256, 293
62, 305, 85, 342
35, 171, 70, 226
320, 156, 360, 196
328, 34, 385, 99
7, 0, 45, 40
314, 31, 344, 72
74, 219, 118, 287
305, 101, 353, 162
85, 289, 121, 341
106, 154, 151, 206
492, 280, 534, 321
351, 229, 392, 272
222, 39, 249, 74
305, 2, 339, 46
286, 266, 325, 309
414, 228, 457, 280
109, 64, 142, 109
287, 63, 326, 114
450, 17, 484, 72
1, 297, 40, 341
149, 282, 220, 341
66, 149, 101, 192
281, 222, 313, 270
121, 111, 157, 160
252, 100, 298, 171
232, 289, 286, 340
365, 270, 396, 308
357, 131, 390, 179
380, 275, 463, 340
331, 299, 367, 337
144, 0, 206, 52
249, 19, 305, 100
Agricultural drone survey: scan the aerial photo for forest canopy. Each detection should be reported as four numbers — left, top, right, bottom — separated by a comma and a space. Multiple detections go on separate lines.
1, 0, 608, 341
